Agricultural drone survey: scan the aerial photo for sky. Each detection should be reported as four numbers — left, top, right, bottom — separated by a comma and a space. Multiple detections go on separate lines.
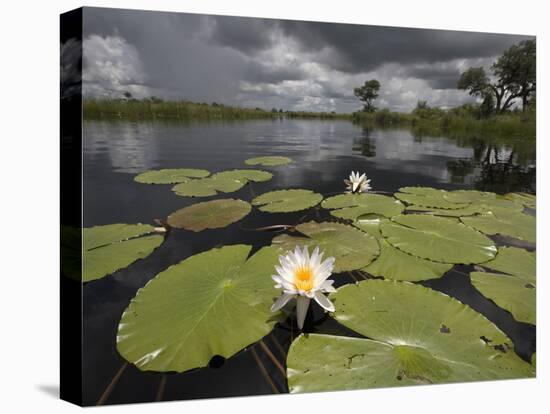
79, 7, 533, 113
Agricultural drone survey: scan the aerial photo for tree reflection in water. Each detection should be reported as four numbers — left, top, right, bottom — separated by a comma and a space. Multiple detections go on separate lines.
352, 124, 535, 194
352, 125, 376, 157
447, 141, 535, 193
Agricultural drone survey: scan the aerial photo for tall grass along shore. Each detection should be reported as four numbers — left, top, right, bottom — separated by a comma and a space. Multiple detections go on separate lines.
83, 98, 535, 139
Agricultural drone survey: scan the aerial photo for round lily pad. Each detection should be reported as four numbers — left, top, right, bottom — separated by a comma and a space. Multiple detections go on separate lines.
470, 271, 535, 325
482, 247, 535, 281
167, 198, 251, 232
134, 168, 210, 184
244, 156, 292, 166
405, 204, 485, 217
504, 192, 536, 209
172, 169, 272, 197
271, 221, 379, 272
444, 190, 496, 204
364, 239, 452, 281
321, 193, 404, 220
352, 216, 390, 240
476, 198, 524, 213
286, 280, 534, 393
461, 209, 535, 243
216, 169, 273, 183
395, 187, 468, 210
83, 224, 164, 282
406, 197, 523, 217
252, 189, 322, 213
117, 245, 282, 372
382, 214, 497, 264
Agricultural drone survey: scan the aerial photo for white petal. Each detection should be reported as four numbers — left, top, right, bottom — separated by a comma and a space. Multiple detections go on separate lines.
303, 289, 316, 298
283, 286, 299, 295
272, 275, 282, 286
271, 293, 296, 312
276, 264, 294, 283
310, 247, 321, 269
313, 291, 335, 312
320, 279, 337, 293
302, 245, 310, 263
281, 254, 298, 273
315, 257, 335, 283
296, 296, 311, 330
293, 246, 304, 267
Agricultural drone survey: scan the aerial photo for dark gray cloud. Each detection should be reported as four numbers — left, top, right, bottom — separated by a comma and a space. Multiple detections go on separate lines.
276, 21, 530, 73
81, 7, 534, 111
206, 16, 277, 54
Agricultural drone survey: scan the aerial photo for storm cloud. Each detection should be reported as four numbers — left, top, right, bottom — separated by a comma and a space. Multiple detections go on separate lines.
80, 7, 533, 112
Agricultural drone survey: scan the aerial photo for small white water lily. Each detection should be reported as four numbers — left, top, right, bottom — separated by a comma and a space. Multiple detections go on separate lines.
270, 246, 336, 330
344, 171, 372, 193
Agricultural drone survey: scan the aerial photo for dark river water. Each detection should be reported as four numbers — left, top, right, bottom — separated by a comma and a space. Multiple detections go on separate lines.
81, 119, 536, 405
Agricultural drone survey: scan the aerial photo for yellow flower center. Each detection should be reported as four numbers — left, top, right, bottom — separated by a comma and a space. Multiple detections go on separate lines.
294, 266, 314, 292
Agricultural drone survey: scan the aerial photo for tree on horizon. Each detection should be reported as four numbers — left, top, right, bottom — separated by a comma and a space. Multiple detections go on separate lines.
354, 79, 380, 113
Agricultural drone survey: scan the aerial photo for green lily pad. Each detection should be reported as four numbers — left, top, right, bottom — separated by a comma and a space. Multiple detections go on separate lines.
461, 209, 536, 243
287, 280, 534, 393
321, 193, 404, 220
252, 189, 322, 213
399, 187, 445, 196
364, 239, 452, 281
470, 272, 536, 324
443, 190, 496, 204
504, 192, 536, 209
217, 169, 273, 183
476, 198, 525, 213
83, 224, 163, 282
271, 221, 379, 272
167, 198, 251, 232
244, 156, 292, 166
395, 187, 468, 210
404, 204, 484, 217
382, 214, 496, 264
532, 353, 536, 368
408, 197, 523, 217
172, 169, 272, 197
134, 168, 210, 184
482, 247, 535, 281
117, 245, 282, 372
172, 177, 241, 197
352, 216, 390, 240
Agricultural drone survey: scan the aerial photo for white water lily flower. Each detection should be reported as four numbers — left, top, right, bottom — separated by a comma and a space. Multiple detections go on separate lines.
270, 246, 336, 329
344, 171, 372, 193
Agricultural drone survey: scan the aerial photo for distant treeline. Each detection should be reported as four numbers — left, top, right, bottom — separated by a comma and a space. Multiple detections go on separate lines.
83, 98, 535, 139
352, 102, 535, 139
83, 98, 284, 120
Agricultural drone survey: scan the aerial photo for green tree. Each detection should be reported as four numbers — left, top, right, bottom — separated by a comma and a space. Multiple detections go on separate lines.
354, 80, 380, 112
458, 39, 536, 113
479, 93, 495, 118
492, 39, 536, 111
415, 100, 429, 110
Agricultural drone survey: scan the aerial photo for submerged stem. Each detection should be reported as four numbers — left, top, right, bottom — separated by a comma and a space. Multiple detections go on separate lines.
155, 375, 167, 402
269, 332, 287, 360
96, 362, 128, 406
259, 340, 286, 377
347, 271, 360, 283
250, 347, 280, 394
